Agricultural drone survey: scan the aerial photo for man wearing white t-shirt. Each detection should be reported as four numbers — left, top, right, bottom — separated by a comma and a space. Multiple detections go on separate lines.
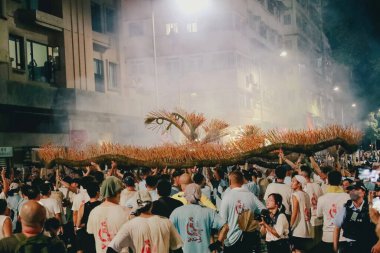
220, 170, 265, 253
316, 171, 350, 253
264, 165, 292, 216
38, 183, 62, 223
87, 176, 130, 253
107, 190, 183, 253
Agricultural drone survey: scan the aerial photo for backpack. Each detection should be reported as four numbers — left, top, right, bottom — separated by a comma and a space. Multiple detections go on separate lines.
15, 233, 53, 253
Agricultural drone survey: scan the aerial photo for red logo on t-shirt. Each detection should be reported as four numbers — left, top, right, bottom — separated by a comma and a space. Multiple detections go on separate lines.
186, 217, 203, 243
142, 240, 151, 253
98, 220, 112, 250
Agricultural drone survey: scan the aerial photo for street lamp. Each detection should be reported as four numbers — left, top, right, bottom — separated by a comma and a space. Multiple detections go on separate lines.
280, 51, 288, 57
332, 86, 344, 125
352, 103, 357, 108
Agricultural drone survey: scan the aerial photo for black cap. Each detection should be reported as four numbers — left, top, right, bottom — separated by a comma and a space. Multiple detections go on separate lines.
347, 182, 367, 192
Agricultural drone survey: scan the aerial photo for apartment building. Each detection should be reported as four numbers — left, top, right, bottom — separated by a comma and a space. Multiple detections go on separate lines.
121, 0, 336, 129
0, 0, 145, 167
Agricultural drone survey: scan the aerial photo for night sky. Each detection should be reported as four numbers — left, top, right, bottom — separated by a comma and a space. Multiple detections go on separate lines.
323, 0, 380, 115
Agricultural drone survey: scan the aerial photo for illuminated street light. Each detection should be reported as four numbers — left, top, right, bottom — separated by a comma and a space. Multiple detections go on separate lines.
176, 0, 210, 13
280, 51, 288, 57
352, 103, 357, 108
333, 86, 339, 91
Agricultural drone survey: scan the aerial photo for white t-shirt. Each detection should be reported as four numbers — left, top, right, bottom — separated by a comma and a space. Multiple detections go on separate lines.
72, 188, 90, 212
120, 189, 137, 207
264, 182, 292, 215
0, 215, 10, 240
304, 182, 323, 226
316, 192, 350, 243
265, 213, 289, 242
291, 191, 312, 238
108, 215, 183, 253
87, 203, 130, 253
148, 190, 159, 201
39, 197, 61, 218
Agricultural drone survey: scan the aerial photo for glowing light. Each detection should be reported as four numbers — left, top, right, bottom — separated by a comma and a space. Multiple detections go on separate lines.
352, 103, 356, 108
280, 51, 288, 57
333, 86, 339, 91
190, 92, 198, 97
176, 0, 210, 13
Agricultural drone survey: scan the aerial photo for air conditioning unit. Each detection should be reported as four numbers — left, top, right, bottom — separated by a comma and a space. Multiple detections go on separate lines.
31, 148, 43, 164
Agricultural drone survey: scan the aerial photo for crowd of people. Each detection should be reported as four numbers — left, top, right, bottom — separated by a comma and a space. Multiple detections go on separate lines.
0, 152, 379, 253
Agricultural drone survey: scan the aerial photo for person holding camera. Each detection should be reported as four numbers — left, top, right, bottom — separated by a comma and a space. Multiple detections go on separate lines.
260, 193, 290, 253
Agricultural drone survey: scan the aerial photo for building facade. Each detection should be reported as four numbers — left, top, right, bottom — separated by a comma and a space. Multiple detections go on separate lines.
0, 0, 147, 167
121, 0, 338, 129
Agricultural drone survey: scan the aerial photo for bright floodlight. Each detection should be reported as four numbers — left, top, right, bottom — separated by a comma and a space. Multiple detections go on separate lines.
280, 51, 288, 57
333, 86, 339, 91
176, 0, 210, 13
352, 103, 356, 108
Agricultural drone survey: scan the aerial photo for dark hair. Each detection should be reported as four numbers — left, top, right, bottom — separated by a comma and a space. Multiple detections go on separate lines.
242, 170, 251, 181
145, 176, 158, 188
300, 165, 312, 178
140, 167, 151, 176
86, 182, 100, 198
62, 176, 73, 184
0, 199, 7, 214
124, 176, 135, 187
22, 185, 40, 200
343, 178, 353, 184
321, 166, 333, 175
268, 193, 283, 208
81, 176, 95, 190
229, 170, 244, 185
39, 183, 51, 196
91, 171, 105, 185
172, 170, 184, 178
44, 217, 61, 232
31, 178, 44, 189
71, 178, 81, 187
193, 173, 205, 185
328, 170, 342, 186
275, 166, 287, 180
214, 167, 224, 178
157, 180, 171, 197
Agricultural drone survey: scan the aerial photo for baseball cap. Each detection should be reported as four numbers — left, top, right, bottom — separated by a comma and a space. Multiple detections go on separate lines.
347, 182, 367, 192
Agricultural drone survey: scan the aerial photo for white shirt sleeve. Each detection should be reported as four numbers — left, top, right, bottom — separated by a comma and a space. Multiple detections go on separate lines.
86, 211, 95, 235
53, 199, 61, 214
108, 224, 133, 252
316, 197, 323, 218
273, 213, 289, 238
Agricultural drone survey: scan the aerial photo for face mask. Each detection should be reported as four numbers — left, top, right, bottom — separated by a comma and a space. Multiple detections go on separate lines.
350, 192, 360, 201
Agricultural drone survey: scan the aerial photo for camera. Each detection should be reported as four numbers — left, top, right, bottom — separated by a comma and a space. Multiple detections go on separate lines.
254, 209, 272, 224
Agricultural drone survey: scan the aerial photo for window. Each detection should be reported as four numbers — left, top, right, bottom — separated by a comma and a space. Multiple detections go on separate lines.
129, 22, 144, 37
259, 23, 267, 39
27, 40, 59, 83
108, 62, 119, 90
166, 23, 178, 35
186, 23, 197, 33
38, 0, 63, 18
284, 14, 291, 25
9, 35, 25, 70
166, 58, 181, 76
91, 2, 102, 33
94, 59, 104, 92
106, 8, 116, 33
284, 40, 293, 49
